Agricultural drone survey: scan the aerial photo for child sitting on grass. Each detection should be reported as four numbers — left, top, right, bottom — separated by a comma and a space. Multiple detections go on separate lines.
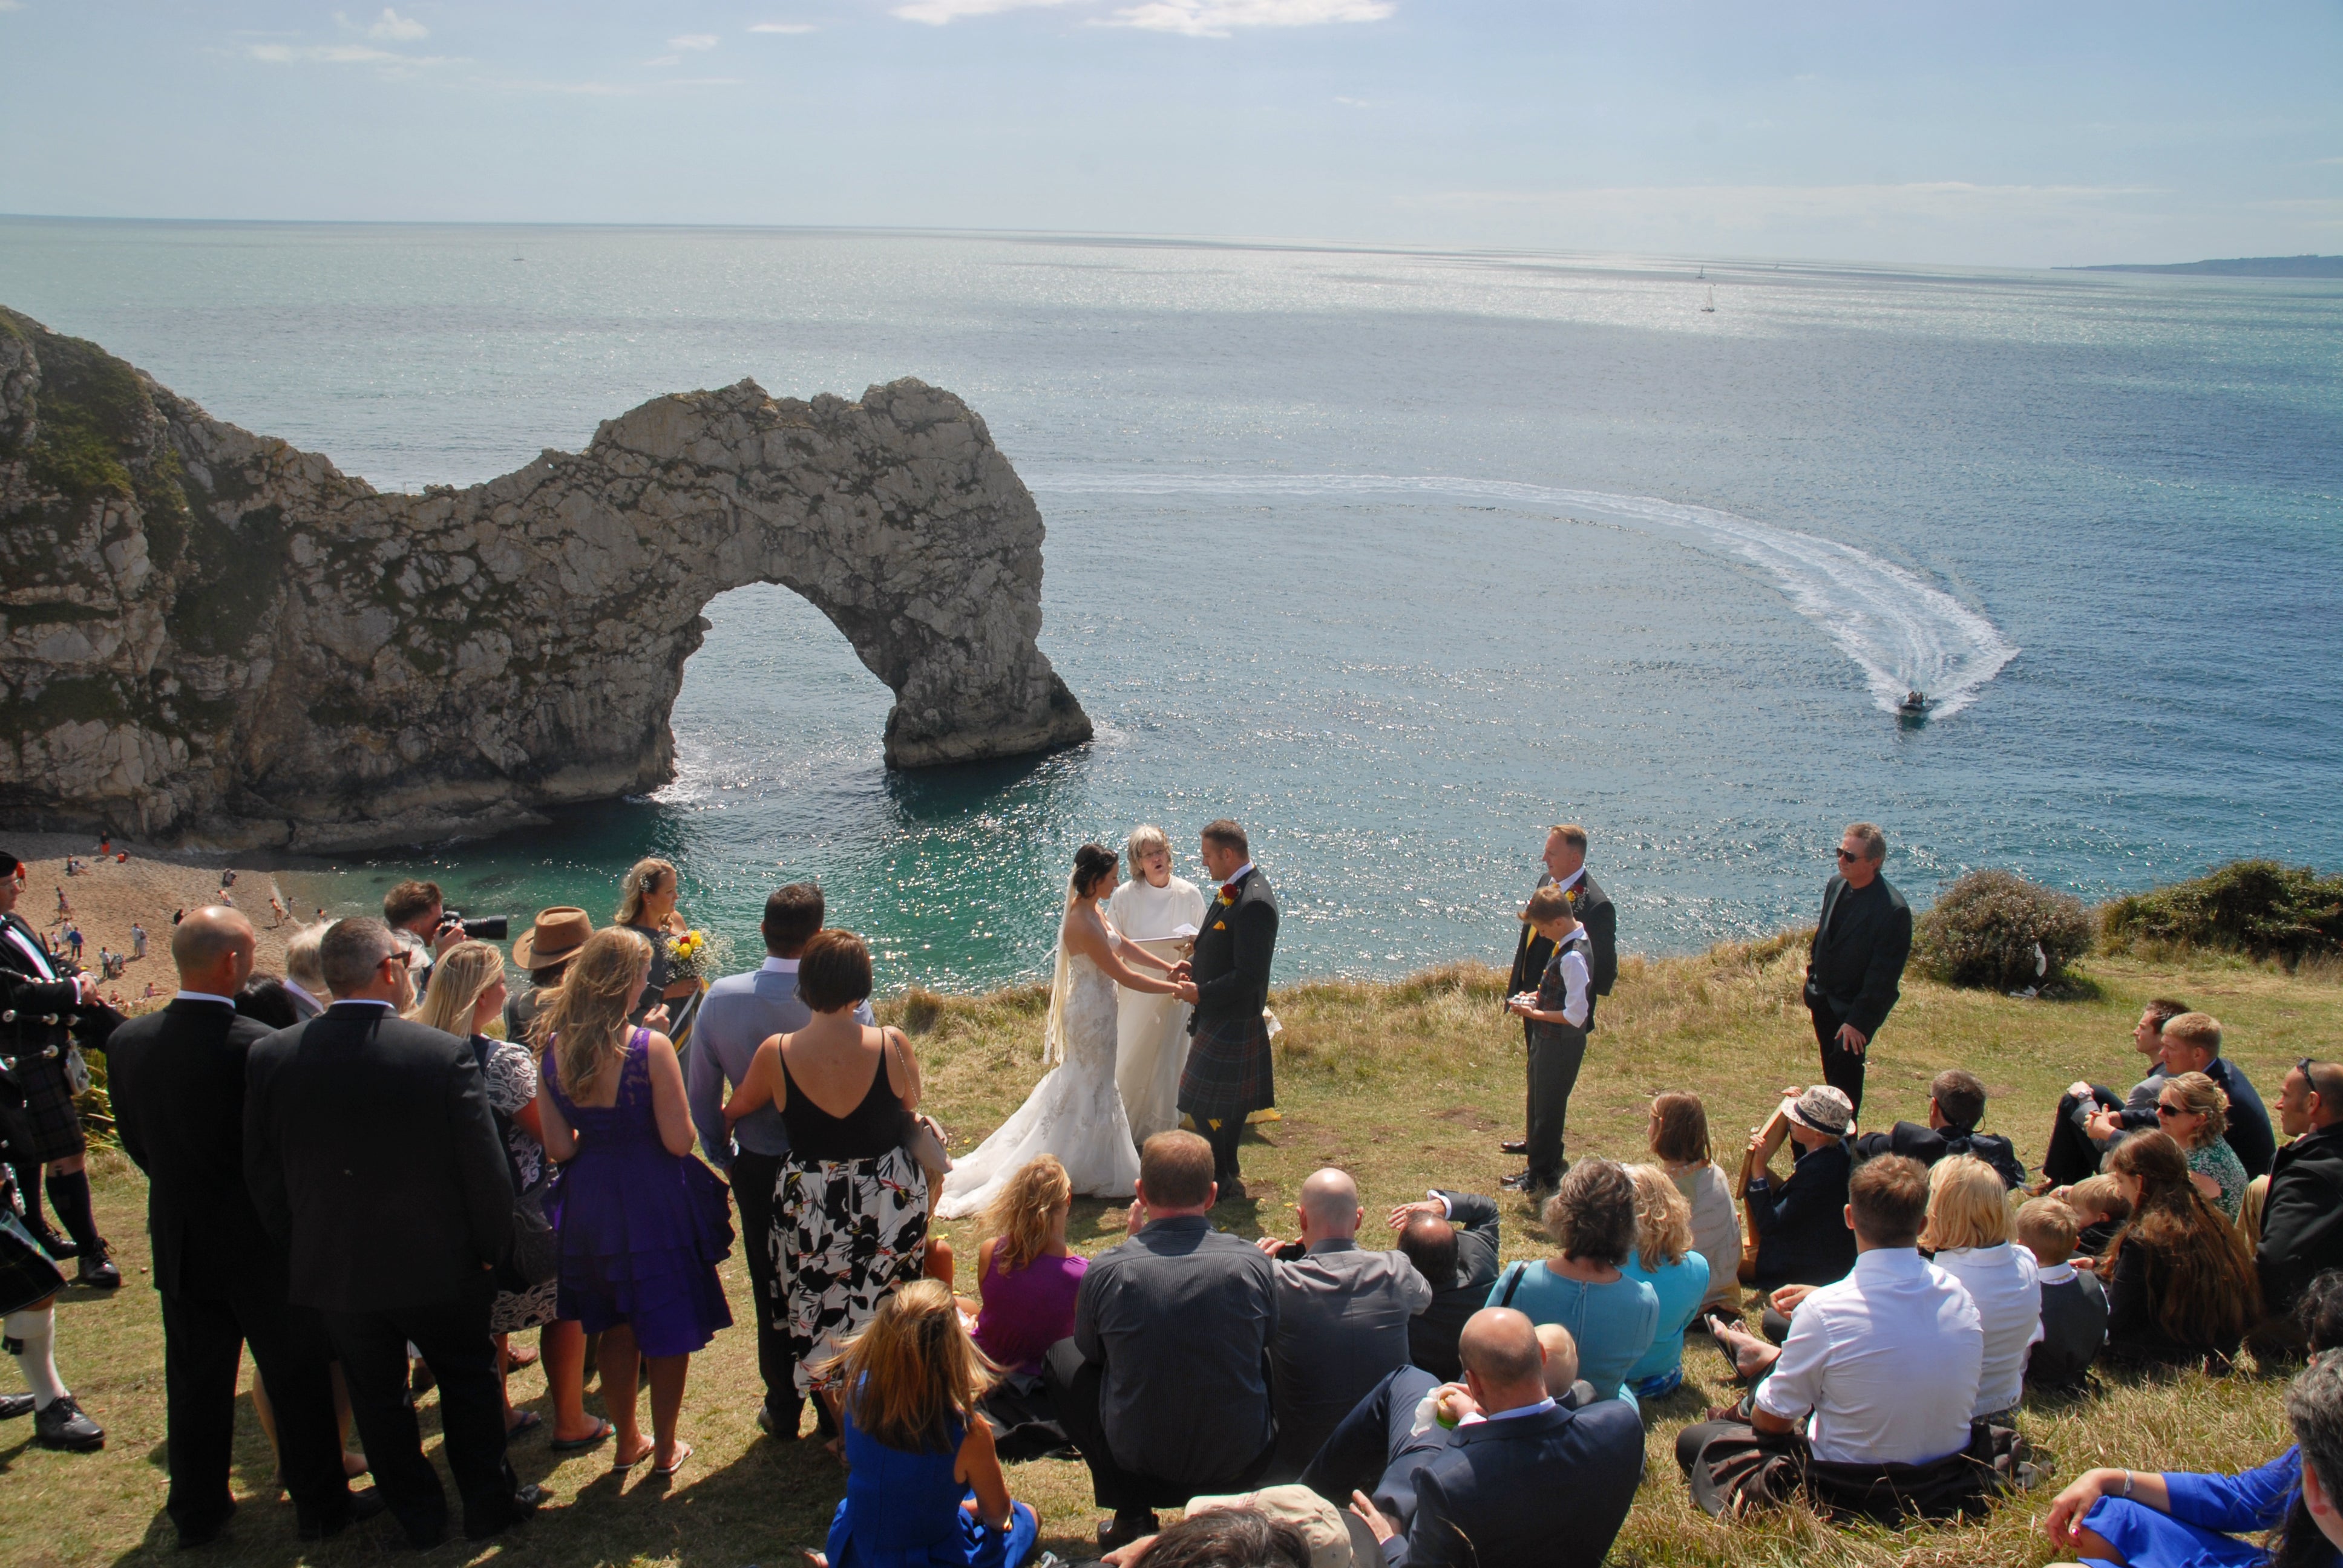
2063, 1174, 2134, 1261
2015, 1197, 2108, 1391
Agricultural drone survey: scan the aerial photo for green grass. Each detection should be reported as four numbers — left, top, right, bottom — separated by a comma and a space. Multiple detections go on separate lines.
6, 941, 2335, 1567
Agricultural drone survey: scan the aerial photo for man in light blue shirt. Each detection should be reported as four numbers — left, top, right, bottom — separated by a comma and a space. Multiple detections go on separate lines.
685, 883, 872, 1438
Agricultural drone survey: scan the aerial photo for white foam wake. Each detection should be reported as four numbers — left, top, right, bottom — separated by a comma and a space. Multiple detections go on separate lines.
1029, 471, 2018, 718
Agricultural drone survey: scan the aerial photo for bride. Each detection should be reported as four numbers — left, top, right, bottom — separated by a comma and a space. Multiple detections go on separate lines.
936, 844, 1191, 1220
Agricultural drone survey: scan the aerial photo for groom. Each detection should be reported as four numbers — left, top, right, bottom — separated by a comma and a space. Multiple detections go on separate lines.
1176, 820, 1279, 1198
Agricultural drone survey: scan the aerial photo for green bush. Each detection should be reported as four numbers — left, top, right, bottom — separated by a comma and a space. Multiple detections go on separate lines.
2102, 859, 2343, 961
1916, 869, 2095, 991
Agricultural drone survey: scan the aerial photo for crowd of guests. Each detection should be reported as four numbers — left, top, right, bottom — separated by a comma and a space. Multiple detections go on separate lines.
10, 823, 2343, 1568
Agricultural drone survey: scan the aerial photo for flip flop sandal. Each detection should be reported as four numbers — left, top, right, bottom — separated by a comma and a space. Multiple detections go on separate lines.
506, 1345, 542, 1371
652, 1441, 693, 1478
505, 1411, 545, 1439
549, 1419, 616, 1454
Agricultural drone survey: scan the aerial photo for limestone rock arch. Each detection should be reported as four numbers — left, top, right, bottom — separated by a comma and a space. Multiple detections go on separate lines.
0, 308, 1092, 851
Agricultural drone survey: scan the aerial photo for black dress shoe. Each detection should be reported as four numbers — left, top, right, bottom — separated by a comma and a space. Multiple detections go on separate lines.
34, 1394, 105, 1451
464, 1482, 548, 1540
76, 1256, 123, 1289
1499, 1139, 1528, 1155
0, 1391, 33, 1420
1098, 1511, 1157, 1552
29, 1221, 77, 1260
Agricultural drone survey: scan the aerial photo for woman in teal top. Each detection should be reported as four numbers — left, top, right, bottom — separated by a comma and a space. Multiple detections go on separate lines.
2160, 1071, 2250, 1223
1617, 1164, 1712, 1400
1486, 1159, 1659, 1402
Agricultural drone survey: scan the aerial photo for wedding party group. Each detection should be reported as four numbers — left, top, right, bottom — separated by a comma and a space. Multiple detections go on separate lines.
8, 815, 2343, 1568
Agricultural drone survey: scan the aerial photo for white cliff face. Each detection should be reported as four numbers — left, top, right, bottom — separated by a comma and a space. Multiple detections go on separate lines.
0, 309, 1092, 851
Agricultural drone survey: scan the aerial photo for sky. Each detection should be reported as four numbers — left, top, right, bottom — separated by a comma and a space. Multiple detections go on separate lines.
2, 1, 2338, 266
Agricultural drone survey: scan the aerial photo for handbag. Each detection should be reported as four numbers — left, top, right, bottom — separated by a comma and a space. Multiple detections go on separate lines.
499, 1171, 560, 1293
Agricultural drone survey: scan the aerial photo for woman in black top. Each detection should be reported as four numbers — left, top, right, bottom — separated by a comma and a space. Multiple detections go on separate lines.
2100, 1130, 2259, 1370
615, 858, 692, 1024
724, 928, 925, 1426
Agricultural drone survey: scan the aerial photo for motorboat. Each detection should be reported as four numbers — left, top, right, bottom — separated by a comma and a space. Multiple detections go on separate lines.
1896, 690, 1930, 719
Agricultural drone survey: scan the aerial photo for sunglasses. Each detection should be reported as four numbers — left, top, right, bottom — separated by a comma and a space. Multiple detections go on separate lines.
2155, 1102, 2191, 1118
1835, 848, 1861, 862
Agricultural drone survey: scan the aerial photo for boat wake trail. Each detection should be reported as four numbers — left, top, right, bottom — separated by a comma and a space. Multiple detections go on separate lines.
1030, 471, 2019, 718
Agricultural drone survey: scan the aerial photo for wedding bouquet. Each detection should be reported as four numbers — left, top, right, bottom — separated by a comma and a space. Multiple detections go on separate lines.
664, 927, 726, 985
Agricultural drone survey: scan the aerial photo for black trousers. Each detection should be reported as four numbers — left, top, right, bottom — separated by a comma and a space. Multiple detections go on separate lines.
1299, 1366, 1444, 1526
325, 1282, 516, 1544
1810, 1006, 1867, 1117
1526, 1021, 1588, 1184
731, 1150, 799, 1427
1043, 1338, 1273, 1514
161, 1287, 350, 1537
2042, 1088, 2122, 1186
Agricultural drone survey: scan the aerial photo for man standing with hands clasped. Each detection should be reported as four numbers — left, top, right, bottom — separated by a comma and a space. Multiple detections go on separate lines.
1175, 820, 1279, 1198
1501, 825, 1616, 1187
1803, 823, 1913, 1119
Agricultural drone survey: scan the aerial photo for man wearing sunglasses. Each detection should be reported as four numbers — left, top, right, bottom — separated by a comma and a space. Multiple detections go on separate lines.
1800, 823, 1912, 1119
2257, 1059, 2343, 1334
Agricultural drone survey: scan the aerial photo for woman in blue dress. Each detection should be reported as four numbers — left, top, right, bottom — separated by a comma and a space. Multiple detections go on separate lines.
808, 1278, 1038, 1568
536, 927, 733, 1478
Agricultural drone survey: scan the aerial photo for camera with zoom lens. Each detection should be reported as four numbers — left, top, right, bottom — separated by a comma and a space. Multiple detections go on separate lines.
440, 910, 511, 941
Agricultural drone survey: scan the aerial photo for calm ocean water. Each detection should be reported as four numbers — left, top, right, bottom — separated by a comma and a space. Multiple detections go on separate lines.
3, 220, 2338, 990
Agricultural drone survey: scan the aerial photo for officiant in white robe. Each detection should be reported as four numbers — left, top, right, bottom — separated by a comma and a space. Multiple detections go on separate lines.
1104, 826, 1207, 1144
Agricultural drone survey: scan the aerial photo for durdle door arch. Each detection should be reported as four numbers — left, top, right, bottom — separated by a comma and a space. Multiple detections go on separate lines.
0, 309, 1092, 852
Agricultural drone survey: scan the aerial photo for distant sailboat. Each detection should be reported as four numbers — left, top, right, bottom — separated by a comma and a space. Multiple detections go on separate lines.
1700, 286, 1716, 313
1697, 264, 1706, 279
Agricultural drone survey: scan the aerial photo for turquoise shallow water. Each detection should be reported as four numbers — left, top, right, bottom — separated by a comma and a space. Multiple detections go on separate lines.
2, 220, 2338, 990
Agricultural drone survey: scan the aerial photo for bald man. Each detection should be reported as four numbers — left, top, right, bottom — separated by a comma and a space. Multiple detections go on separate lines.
1254, 1168, 1433, 1477
110, 907, 367, 1545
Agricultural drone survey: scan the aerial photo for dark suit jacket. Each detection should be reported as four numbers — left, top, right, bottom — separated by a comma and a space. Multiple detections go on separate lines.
1386, 1397, 1644, 1568
1746, 1137, 1856, 1290
2258, 1122, 2343, 1313
1804, 874, 1912, 1037
1853, 1121, 2027, 1189
1190, 867, 1279, 1031
243, 1001, 514, 1313
0, 911, 103, 1062
111, 998, 287, 1299
1409, 1189, 1502, 1382
1506, 871, 1617, 1021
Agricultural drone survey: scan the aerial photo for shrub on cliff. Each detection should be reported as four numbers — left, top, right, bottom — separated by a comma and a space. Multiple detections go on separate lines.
2102, 859, 2343, 961
1916, 870, 2094, 991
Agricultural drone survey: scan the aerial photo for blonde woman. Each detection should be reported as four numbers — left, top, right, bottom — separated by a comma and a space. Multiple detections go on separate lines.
1618, 1164, 1711, 1400
2157, 1071, 2248, 1221
1104, 826, 1206, 1143
808, 1279, 1038, 1568
614, 858, 692, 1022
966, 1155, 1087, 1377
534, 927, 733, 1475
1920, 1155, 2040, 1422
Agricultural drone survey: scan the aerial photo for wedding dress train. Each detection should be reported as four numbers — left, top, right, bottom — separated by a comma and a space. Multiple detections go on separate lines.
934, 938, 1142, 1220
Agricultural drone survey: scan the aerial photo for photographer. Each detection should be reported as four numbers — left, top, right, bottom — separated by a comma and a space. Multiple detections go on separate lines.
384, 880, 508, 993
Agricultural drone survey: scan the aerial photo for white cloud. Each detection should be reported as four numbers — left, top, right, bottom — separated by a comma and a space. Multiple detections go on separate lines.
0, 2, 25, 11
246, 40, 461, 67
1335, 96, 1374, 107
494, 75, 746, 97
1107, 0, 1394, 36
894, 0, 1076, 25
367, 7, 427, 40
749, 21, 819, 32
669, 33, 719, 49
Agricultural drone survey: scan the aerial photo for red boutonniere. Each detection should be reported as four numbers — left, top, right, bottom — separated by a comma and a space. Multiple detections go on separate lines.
1218, 882, 1241, 903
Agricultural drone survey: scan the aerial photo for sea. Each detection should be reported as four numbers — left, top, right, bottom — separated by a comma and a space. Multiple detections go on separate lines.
2, 219, 2338, 991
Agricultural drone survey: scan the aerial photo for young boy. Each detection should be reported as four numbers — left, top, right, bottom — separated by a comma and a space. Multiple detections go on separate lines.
1502, 884, 1591, 1194
2063, 1175, 2133, 1261
2016, 1197, 2108, 1391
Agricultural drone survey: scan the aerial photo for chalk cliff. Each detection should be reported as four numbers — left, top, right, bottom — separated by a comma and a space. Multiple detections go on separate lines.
0, 309, 1092, 851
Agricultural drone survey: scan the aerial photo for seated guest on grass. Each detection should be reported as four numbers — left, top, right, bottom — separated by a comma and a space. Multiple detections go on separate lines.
2015, 1198, 2108, 1394
1677, 1156, 1985, 1520
1046, 1130, 1278, 1552
1340, 1308, 1644, 1568
1387, 1189, 1501, 1383
2043, 1274, 2343, 1568
2101, 1131, 2261, 1371
1486, 1160, 1658, 1403
1743, 1085, 1859, 1293
1112, 1506, 1314, 1568
2066, 1174, 2134, 1260
2261, 1061, 2343, 1329
968, 1155, 1086, 1378
1853, 1068, 2026, 1189
2156, 1071, 2250, 1223
1919, 1155, 2041, 1423
1617, 1164, 1711, 1400
2043, 998, 2189, 1187
1254, 1168, 1433, 1478
2085, 1013, 2276, 1183
1648, 1092, 1741, 1313
810, 1279, 1038, 1568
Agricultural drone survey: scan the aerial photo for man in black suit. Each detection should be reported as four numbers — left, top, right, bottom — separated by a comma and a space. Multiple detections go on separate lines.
1802, 822, 1912, 1117
1342, 1307, 1645, 1568
1851, 1068, 2027, 1189
1175, 820, 1279, 1195
244, 918, 540, 1548
1389, 1188, 1502, 1382
110, 906, 364, 1546
1500, 825, 1616, 1166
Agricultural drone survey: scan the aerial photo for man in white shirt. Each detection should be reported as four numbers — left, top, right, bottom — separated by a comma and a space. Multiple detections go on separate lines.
1677, 1154, 1983, 1500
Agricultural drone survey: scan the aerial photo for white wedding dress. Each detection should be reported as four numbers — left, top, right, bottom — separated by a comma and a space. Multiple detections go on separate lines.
935, 927, 1143, 1220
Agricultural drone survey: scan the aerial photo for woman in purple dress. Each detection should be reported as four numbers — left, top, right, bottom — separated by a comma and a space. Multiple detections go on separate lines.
536, 927, 733, 1477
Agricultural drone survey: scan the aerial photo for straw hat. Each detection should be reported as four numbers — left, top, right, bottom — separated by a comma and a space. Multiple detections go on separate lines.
511, 907, 593, 969
1783, 1084, 1855, 1138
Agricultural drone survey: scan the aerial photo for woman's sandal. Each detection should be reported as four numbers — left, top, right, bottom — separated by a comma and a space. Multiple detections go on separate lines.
505, 1410, 545, 1439
549, 1418, 616, 1454
652, 1441, 693, 1478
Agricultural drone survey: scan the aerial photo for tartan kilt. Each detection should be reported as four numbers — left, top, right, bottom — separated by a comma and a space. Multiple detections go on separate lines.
5, 1049, 87, 1161
0, 1201, 67, 1315
1178, 1013, 1274, 1122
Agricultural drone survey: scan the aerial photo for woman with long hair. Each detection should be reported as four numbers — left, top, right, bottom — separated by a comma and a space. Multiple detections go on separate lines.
534, 927, 733, 1475
935, 844, 1188, 1220
805, 1279, 1038, 1568
967, 1155, 1087, 1377
2159, 1070, 2250, 1223
2102, 1130, 2260, 1370
1919, 1155, 2040, 1422
1648, 1092, 1740, 1314
1486, 1159, 1660, 1403
614, 858, 693, 1024
1617, 1163, 1710, 1400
